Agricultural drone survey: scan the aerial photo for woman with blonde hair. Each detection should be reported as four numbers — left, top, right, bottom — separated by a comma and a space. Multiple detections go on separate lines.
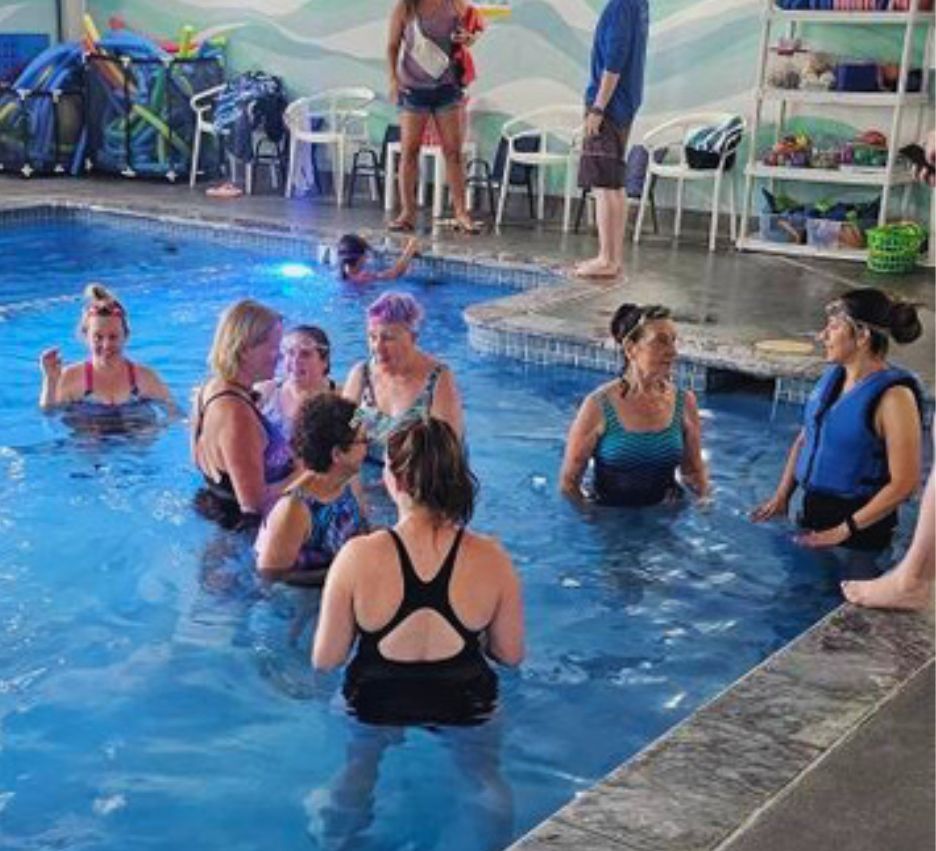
192, 299, 295, 529
39, 283, 171, 411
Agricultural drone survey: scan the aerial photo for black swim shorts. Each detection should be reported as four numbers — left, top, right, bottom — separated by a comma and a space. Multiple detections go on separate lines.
578, 115, 630, 191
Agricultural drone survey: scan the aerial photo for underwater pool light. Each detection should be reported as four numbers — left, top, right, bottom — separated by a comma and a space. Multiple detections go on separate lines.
278, 263, 314, 279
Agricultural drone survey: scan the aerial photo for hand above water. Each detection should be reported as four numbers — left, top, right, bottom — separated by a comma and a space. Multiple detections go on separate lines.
749, 492, 789, 523
40, 347, 62, 382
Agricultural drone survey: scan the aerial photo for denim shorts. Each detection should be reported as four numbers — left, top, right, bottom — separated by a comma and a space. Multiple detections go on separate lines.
397, 83, 463, 115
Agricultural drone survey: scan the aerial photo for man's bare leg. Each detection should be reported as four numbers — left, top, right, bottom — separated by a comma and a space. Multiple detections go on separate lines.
574, 187, 626, 278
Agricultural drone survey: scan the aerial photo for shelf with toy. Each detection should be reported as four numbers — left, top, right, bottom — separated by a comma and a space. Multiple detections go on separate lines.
737, 235, 868, 261
768, 9, 934, 25
760, 88, 929, 105
748, 163, 916, 185
739, 0, 932, 264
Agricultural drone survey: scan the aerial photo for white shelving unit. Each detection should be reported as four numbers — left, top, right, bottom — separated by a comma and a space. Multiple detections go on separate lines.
738, 1, 934, 262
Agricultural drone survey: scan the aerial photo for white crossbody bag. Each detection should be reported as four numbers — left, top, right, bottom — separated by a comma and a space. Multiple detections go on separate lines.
406, 16, 450, 80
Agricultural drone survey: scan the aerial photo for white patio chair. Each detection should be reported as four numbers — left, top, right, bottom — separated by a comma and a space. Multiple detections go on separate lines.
284, 87, 376, 206
189, 83, 280, 194
189, 84, 225, 189
633, 112, 746, 252
494, 105, 583, 233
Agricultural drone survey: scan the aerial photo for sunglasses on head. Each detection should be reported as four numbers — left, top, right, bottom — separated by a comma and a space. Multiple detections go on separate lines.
86, 302, 125, 318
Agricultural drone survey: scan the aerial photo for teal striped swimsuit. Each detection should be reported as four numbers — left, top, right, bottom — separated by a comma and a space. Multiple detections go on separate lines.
593, 387, 685, 506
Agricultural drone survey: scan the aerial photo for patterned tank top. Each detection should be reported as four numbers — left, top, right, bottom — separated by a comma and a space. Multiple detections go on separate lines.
593, 387, 685, 506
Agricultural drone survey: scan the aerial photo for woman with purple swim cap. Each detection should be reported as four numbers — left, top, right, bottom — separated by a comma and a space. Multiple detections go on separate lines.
343, 291, 463, 459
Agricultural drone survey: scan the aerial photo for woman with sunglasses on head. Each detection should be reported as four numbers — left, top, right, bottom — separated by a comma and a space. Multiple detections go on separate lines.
256, 395, 368, 586
752, 288, 924, 553
254, 325, 337, 443
39, 283, 172, 412
560, 303, 709, 506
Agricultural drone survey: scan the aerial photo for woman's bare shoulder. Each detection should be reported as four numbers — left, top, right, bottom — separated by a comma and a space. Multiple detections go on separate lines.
461, 529, 513, 572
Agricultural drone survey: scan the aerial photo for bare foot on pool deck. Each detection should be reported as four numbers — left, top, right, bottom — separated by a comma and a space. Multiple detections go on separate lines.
572, 258, 621, 279
842, 570, 934, 612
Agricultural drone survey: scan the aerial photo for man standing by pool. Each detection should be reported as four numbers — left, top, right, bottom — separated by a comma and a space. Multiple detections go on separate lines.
574, 0, 649, 279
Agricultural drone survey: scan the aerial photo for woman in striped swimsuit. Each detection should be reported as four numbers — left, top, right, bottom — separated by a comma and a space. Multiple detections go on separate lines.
560, 303, 709, 506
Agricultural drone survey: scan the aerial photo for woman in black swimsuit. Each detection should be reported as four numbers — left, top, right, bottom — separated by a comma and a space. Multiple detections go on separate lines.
314, 415, 523, 721
310, 417, 523, 849
192, 299, 295, 530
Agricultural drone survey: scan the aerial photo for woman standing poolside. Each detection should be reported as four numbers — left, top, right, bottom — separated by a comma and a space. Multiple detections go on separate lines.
192, 299, 295, 530
386, 0, 481, 233
560, 303, 709, 506
313, 416, 524, 724
39, 284, 172, 411
343, 291, 463, 459
752, 288, 923, 552
256, 396, 368, 587
254, 324, 337, 443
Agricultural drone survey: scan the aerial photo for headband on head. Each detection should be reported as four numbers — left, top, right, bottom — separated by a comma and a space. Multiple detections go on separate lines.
824, 299, 889, 336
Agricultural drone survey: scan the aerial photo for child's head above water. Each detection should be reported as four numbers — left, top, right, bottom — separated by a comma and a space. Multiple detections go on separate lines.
336, 234, 370, 279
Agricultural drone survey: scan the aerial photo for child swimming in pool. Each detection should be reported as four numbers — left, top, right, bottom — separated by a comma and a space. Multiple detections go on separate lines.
336, 233, 419, 284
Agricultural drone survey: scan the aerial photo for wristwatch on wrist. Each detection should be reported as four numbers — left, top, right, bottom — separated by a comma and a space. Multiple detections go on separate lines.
588, 105, 605, 117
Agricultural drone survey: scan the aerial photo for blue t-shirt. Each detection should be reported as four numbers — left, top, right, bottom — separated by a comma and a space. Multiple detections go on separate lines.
585, 0, 649, 127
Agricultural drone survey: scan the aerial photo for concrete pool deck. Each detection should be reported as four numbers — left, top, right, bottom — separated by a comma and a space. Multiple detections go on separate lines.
1, 176, 933, 850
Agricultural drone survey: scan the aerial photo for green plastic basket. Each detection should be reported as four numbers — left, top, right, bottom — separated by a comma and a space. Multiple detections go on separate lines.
866, 222, 926, 274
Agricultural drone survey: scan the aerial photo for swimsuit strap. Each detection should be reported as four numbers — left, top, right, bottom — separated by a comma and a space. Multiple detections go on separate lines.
194, 387, 263, 441
361, 361, 377, 406
370, 527, 470, 647
126, 360, 139, 397
423, 363, 445, 408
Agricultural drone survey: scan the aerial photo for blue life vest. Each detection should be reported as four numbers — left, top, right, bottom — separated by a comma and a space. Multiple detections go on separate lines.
795, 364, 921, 500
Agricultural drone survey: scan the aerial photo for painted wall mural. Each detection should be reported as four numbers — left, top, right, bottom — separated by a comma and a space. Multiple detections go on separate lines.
8, 0, 930, 214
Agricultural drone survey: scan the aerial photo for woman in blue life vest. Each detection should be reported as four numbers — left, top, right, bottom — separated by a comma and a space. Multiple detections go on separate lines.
752, 288, 924, 552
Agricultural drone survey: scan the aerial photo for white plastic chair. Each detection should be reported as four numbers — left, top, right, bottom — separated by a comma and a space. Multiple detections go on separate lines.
284, 87, 376, 205
189, 84, 280, 194
189, 84, 225, 189
633, 112, 746, 252
494, 106, 583, 233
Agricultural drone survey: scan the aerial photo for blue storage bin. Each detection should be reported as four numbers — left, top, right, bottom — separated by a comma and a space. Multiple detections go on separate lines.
835, 62, 879, 92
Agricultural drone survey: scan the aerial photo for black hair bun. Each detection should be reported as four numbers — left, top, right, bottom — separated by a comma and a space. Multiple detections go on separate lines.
609, 303, 641, 343
888, 301, 923, 345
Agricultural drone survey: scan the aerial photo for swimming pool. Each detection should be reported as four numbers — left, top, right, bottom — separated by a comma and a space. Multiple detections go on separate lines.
0, 212, 910, 850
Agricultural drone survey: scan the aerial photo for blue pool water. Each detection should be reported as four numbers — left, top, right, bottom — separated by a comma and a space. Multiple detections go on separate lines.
0, 215, 910, 850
